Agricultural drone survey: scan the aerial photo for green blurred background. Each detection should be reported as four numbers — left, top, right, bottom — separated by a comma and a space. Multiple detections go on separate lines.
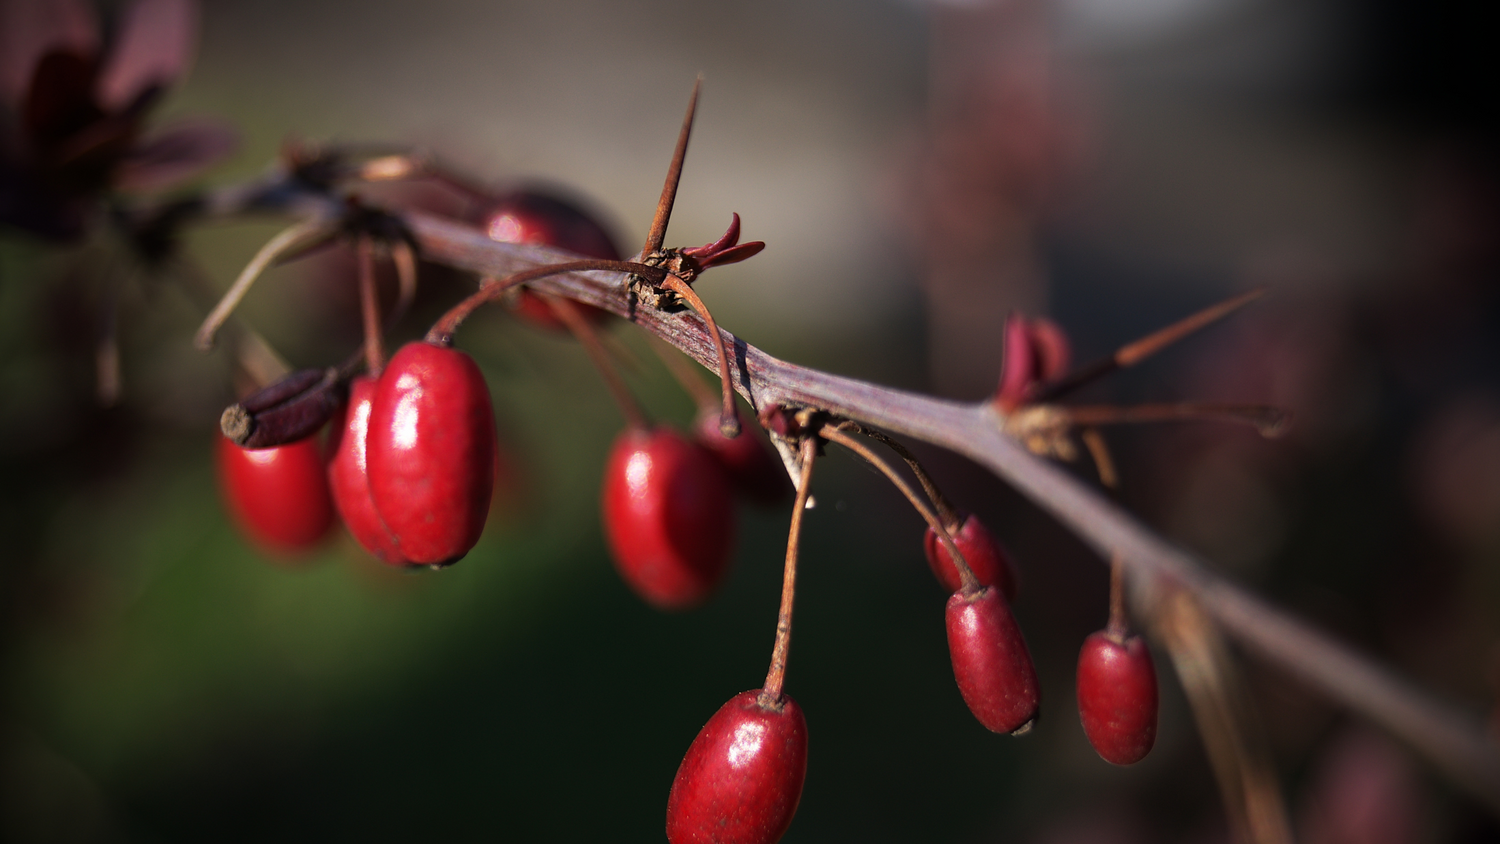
4, 0, 1499, 841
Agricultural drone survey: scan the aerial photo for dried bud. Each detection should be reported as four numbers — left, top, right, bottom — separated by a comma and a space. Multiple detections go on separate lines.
221, 368, 345, 448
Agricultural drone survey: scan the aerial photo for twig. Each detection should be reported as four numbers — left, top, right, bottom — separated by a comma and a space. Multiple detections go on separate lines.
390, 208, 1500, 813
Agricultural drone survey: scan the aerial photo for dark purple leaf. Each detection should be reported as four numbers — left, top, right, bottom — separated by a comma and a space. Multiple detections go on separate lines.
0, 0, 98, 109
97, 0, 196, 112
21, 50, 102, 151
114, 118, 237, 191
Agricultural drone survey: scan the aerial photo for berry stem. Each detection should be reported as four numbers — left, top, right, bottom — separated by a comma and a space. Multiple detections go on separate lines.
424, 259, 662, 345
356, 236, 386, 375
762, 434, 818, 705
1062, 403, 1290, 438
820, 425, 979, 594
651, 336, 718, 410
660, 274, 739, 438
857, 426, 960, 531
1033, 288, 1266, 403
390, 239, 418, 330
1081, 427, 1131, 640
644, 77, 701, 256
195, 216, 334, 350
538, 292, 648, 431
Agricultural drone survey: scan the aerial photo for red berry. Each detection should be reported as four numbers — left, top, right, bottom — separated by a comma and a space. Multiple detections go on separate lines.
602, 427, 736, 610
694, 410, 789, 506
1076, 631, 1158, 765
482, 190, 620, 330
326, 375, 410, 566
216, 433, 334, 556
366, 342, 497, 566
924, 512, 1019, 599
946, 586, 1040, 734
666, 690, 808, 844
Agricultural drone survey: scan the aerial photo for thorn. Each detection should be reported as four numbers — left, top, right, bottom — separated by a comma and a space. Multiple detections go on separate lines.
643, 76, 702, 256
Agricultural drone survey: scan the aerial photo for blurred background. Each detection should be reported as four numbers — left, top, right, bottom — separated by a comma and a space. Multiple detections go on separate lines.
2, 0, 1498, 841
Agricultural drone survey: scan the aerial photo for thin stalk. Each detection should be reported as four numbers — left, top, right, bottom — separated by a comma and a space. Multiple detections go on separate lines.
651, 335, 718, 409
857, 426, 960, 530
195, 216, 332, 350
1063, 403, 1290, 438
644, 77, 701, 255
538, 292, 647, 431
661, 274, 738, 437
1035, 288, 1266, 402
424, 259, 660, 345
821, 425, 979, 594
1079, 427, 1120, 491
762, 435, 818, 705
356, 236, 385, 374
389, 239, 418, 329
1080, 428, 1130, 639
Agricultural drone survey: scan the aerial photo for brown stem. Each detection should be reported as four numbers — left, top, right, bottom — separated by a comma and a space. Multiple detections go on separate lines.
644, 77, 701, 256
820, 425, 978, 594
857, 427, 959, 530
1035, 288, 1266, 403
424, 258, 660, 345
538, 292, 647, 431
1156, 590, 1294, 844
167, 191, 1500, 813
356, 236, 385, 374
762, 435, 818, 705
389, 239, 418, 330
1063, 403, 1290, 438
1079, 427, 1120, 492
660, 274, 738, 438
195, 216, 333, 350
651, 336, 718, 410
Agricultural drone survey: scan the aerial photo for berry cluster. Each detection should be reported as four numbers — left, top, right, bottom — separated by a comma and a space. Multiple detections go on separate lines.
199, 86, 1295, 843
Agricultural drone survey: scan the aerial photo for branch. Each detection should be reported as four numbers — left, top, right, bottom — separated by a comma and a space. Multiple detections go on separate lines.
399, 208, 1500, 813
152, 170, 1500, 812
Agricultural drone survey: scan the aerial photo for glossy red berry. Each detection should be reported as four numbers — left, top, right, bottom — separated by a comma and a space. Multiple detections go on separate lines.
366, 341, 497, 566
326, 375, 409, 566
1077, 631, 1158, 764
216, 433, 334, 556
602, 426, 735, 610
946, 586, 1040, 734
924, 512, 1019, 600
666, 690, 808, 844
482, 190, 621, 330
694, 410, 789, 506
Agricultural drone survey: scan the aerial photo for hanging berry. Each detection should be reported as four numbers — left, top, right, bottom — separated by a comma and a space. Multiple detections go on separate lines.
665, 690, 809, 844
365, 341, 497, 565
602, 426, 736, 609
946, 585, 1041, 734
924, 512, 1019, 600
1076, 631, 1158, 765
481, 190, 621, 330
216, 434, 334, 556
326, 375, 409, 566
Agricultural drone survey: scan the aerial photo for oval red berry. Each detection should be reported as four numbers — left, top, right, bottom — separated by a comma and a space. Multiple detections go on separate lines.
666, 690, 808, 844
1077, 631, 1158, 765
326, 375, 410, 566
693, 410, 788, 506
945, 586, 1040, 734
924, 512, 1018, 599
216, 433, 334, 556
366, 342, 496, 566
602, 427, 735, 610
